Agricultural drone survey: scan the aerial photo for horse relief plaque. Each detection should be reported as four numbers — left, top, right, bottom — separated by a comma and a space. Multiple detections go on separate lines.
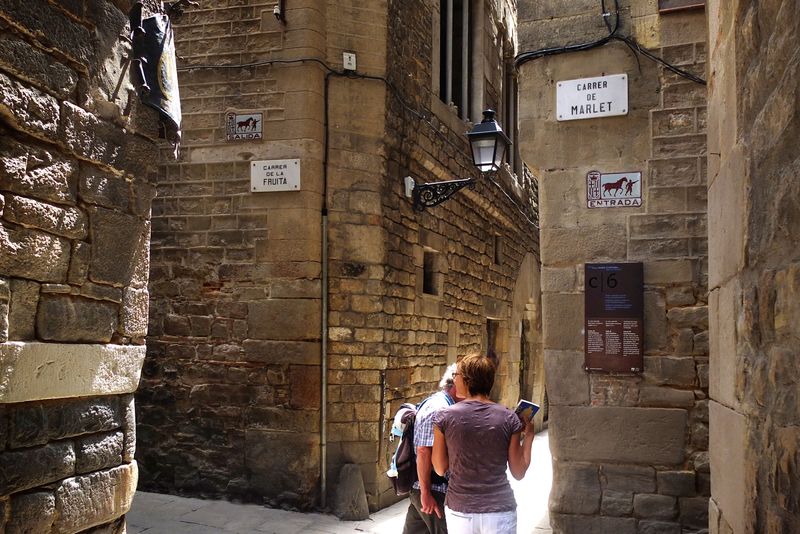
584, 263, 644, 373
587, 170, 642, 208
226, 112, 263, 141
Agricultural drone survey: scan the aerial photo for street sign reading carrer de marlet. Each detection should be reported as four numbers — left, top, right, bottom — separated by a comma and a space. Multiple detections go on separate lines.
557, 74, 628, 121
251, 159, 300, 192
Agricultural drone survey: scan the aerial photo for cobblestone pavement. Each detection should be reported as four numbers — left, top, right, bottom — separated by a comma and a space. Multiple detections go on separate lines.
128, 430, 552, 534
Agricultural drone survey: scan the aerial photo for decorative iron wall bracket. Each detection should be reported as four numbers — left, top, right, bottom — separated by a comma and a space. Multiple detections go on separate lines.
405, 176, 477, 211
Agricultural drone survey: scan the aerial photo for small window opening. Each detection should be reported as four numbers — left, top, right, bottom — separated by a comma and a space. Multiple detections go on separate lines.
423, 250, 438, 295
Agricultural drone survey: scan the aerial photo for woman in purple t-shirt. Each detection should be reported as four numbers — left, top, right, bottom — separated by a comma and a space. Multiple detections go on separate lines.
432, 354, 535, 534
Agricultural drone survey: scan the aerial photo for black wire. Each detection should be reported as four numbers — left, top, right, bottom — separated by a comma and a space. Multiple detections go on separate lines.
514, 0, 706, 86
514, 0, 620, 69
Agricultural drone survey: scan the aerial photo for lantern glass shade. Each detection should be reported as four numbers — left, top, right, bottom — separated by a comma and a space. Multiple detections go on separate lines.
466, 109, 511, 173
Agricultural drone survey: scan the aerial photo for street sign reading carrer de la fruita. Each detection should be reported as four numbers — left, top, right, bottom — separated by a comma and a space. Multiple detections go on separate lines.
251, 159, 300, 192
557, 74, 628, 121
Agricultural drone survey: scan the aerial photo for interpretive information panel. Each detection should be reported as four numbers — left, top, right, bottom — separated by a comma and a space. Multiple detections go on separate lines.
584, 263, 644, 373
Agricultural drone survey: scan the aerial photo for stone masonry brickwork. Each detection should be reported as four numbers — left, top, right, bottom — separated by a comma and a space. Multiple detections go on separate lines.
518, 2, 709, 533
707, 1, 800, 533
0, 0, 160, 531
139, 0, 540, 512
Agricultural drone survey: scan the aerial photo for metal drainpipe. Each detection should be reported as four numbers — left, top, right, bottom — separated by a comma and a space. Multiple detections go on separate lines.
320, 210, 328, 508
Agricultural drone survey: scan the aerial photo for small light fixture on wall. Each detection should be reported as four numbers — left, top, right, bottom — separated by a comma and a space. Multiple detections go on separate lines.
405, 109, 511, 211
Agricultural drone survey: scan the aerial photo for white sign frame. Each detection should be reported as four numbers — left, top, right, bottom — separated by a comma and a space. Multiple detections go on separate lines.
251, 159, 300, 192
226, 112, 263, 141
557, 74, 628, 121
586, 170, 642, 209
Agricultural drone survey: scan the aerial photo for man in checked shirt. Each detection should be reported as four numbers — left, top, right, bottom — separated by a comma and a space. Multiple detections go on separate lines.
403, 364, 463, 534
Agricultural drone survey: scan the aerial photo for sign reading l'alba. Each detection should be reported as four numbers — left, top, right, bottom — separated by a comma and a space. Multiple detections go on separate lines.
251, 159, 300, 192
557, 74, 628, 121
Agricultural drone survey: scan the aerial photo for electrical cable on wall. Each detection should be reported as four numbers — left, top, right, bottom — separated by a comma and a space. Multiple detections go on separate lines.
514, 0, 706, 86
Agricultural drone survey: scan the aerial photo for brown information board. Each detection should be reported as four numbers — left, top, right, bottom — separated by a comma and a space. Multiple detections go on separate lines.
584, 263, 644, 373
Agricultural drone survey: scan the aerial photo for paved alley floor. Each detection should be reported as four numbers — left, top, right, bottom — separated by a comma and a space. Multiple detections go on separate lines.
127, 430, 552, 534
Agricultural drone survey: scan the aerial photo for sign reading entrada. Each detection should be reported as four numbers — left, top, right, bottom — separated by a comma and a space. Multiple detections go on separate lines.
586, 170, 642, 208
557, 74, 628, 121
251, 159, 300, 192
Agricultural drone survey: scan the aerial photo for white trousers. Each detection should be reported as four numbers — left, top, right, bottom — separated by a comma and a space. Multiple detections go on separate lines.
444, 506, 517, 534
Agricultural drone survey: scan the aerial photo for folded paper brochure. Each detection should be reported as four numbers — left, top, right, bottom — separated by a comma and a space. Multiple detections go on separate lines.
514, 399, 540, 421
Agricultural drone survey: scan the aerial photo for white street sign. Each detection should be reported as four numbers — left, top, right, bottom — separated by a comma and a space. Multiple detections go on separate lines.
557, 74, 628, 121
251, 159, 300, 192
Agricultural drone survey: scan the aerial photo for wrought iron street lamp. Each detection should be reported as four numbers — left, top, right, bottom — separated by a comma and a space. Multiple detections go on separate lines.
405, 109, 511, 211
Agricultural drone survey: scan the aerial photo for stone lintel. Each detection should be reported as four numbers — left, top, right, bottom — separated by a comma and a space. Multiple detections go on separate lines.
550, 406, 687, 464
0, 342, 145, 403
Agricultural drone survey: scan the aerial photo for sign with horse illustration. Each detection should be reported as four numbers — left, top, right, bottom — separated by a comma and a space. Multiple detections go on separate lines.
586, 170, 642, 208
226, 112, 263, 141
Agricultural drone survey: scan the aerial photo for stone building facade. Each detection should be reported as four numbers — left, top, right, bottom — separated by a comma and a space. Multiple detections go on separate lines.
138, 0, 541, 511
706, 1, 799, 533
0, 0, 160, 531
517, 2, 710, 532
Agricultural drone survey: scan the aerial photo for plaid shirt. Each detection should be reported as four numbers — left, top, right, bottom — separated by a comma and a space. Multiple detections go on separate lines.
412, 390, 454, 493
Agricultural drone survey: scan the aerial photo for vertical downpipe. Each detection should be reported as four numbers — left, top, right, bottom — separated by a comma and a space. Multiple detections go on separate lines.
321, 210, 328, 508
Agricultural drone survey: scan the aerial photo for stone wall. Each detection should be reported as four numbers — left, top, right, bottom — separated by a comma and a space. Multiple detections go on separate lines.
518, 2, 709, 532
140, 0, 540, 512
138, 0, 328, 509
374, 0, 541, 508
706, 1, 800, 533
0, 0, 159, 531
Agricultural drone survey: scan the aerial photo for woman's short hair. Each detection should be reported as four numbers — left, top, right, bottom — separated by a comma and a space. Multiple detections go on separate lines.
458, 354, 496, 396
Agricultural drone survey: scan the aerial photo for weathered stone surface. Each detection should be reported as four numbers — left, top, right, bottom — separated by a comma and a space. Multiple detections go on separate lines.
75, 431, 124, 474
88, 207, 148, 287
667, 306, 708, 329
0, 0, 92, 64
644, 291, 669, 352
541, 225, 628, 265
638, 520, 681, 534
640, 387, 696, 408
0, 72, 60, 140
120, 287, 149, 338
541, 293, 583, 350
48, 397, 122, 440
0, 301, 8, 342
550, 462, 600, 514
79, 168, 130, 211
601, 490, 632, 516
550, 514, 637, 534
0, 441, 75, 494
248, 299, 322, 341
603, 464, 656, 493
0, 35, 78, 99
245, 430, 319, 505
36, 295, 118, 343
634, 493, 677, 520
643, 356, 697, 388
53, 462, 137, 533
658, 470, 696, 497
289, 365, 321, 409
709, 401, 745, 533
8, 403, 48, 448
121, 395, 136, 462
2, 194, 87, 239
333, 464, 369, 520
7, 491, 56, 534
0, 226, 71, 283
679, 496, 710, 529
544, 350, 589, 406
0, 138, 77, 204
550, 407, 687, 464
0, 344, 144, 403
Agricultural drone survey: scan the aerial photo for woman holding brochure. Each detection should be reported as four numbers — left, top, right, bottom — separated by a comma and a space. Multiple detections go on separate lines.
432, 353, 535, 534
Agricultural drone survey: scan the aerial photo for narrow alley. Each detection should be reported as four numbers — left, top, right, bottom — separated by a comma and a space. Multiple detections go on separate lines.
127, 431, 553, 534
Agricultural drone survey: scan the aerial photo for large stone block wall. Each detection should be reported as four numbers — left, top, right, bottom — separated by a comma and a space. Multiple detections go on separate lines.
707, 1, 800, 533
0, 0, 159, 531
139, 0, 328, 509
518, 2, 709, 532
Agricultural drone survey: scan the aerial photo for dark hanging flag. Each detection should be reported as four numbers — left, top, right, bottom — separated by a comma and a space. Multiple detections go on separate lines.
130, 3, 182, 157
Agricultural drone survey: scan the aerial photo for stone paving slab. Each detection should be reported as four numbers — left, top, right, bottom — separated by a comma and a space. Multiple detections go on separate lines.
128, 431, 552, 534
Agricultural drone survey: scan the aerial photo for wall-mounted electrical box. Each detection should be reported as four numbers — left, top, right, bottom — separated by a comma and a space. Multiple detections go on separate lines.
343, 52, 357, 71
